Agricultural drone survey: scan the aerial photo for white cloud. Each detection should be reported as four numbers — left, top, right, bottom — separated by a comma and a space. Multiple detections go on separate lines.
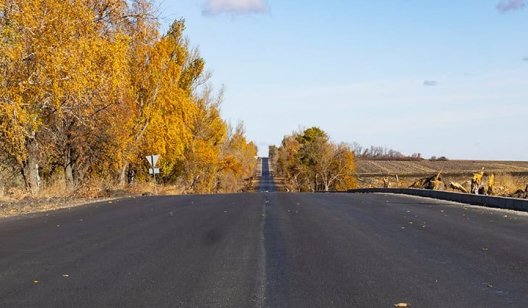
203, 0, 268, 16
497, 0, 526, 12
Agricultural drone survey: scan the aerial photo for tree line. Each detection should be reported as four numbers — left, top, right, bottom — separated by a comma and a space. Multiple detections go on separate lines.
349, 143, 425, 160
270, 127, 356, 192
0, 0, 257, 195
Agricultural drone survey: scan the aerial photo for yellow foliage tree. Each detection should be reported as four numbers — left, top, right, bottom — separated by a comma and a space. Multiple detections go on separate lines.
0, 0, 258, 195
218, 122, 258, 192
275, 128, 356, 192
1, 0, 130, 191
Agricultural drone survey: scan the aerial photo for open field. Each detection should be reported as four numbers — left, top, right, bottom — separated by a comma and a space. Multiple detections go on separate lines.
357, 160, 528, 175
356, 160, 528, 196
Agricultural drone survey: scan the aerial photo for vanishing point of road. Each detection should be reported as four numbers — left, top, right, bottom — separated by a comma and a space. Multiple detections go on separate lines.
1, 158, 528, 307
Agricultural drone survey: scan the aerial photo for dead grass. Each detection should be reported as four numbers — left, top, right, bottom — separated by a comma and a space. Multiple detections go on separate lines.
0, 178, 191, 219
357, 172, 528, 198
494, 173, 526, 195
0, 176, 261, 218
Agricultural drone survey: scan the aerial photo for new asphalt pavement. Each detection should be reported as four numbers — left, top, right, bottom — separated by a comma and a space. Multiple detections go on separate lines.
1, 158, 528, 307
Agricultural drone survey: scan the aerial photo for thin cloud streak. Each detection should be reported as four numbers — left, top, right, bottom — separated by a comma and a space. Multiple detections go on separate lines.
203, 0, 268, 16
423, 80, 438, 86
497, 0, 526, 12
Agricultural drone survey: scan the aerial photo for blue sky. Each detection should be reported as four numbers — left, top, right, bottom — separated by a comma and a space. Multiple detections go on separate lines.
155, 0, 528, 160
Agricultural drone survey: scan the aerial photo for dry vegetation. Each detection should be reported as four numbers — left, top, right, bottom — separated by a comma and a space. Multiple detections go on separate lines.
356, 160, 528, 175
356, 159, 528, 198
0, 181, 159, 218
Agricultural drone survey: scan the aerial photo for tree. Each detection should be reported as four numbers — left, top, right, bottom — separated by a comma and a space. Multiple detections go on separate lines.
217, 122, 258, 192
0, 0, 130, 192
0, 0, 257, 196
275, 127, 356, 192
276, 135, 302, 191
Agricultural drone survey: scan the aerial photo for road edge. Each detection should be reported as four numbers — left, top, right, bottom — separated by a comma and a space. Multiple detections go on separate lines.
348, 188, 528, 212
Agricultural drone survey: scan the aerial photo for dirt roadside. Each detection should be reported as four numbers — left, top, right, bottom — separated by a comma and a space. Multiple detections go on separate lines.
0, 194, 138, 219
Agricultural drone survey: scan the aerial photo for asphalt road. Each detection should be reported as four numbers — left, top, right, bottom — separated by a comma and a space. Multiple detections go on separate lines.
1, 159, 528, 307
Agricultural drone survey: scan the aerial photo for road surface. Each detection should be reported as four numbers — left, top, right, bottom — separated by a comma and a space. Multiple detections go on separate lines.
1, 158, 528, 307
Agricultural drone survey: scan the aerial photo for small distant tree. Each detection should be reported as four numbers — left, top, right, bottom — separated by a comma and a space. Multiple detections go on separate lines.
411, 153, 423, 160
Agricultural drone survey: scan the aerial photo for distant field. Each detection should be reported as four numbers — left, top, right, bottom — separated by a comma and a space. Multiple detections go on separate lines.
355, 159, 528, 194
356, 160, 528, 176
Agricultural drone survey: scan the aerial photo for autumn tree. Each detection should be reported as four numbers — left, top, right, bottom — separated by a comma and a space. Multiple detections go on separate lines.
276, 135, 302, 191
217, 122, 258, 192
0, 0, 257, 196
275, 127, 356, 192
0, 0, 130, 192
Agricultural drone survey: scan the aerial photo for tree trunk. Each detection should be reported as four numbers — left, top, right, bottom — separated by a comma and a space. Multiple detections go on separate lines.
64, 147, 75, 191
119, 161, 129, 187
22, 136, 40, 195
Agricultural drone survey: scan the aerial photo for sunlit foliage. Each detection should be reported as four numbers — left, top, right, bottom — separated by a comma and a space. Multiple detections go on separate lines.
0, 0, 257, 194
275, 127, 356, 192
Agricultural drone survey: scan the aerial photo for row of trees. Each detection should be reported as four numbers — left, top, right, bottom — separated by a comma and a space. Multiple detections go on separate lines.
349, 143, 424, 160
270, 127, 357, 192
0, 0, 257, 195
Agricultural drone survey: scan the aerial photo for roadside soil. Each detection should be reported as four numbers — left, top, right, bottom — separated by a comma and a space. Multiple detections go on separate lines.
0, 190, 137, 219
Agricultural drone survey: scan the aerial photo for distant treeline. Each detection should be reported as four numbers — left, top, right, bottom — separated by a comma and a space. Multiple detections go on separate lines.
0, 0, 257, 195
350, 143, 448, 161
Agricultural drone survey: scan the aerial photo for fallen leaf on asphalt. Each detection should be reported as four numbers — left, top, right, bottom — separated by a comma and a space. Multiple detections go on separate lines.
394, 303, 409, 307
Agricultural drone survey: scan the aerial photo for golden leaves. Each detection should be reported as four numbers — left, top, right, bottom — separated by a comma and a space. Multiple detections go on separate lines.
1, 0, 256, 193
275, 127, 357, 192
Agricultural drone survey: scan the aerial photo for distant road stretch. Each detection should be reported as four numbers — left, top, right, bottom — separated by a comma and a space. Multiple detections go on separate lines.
1, 158, 528, 307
